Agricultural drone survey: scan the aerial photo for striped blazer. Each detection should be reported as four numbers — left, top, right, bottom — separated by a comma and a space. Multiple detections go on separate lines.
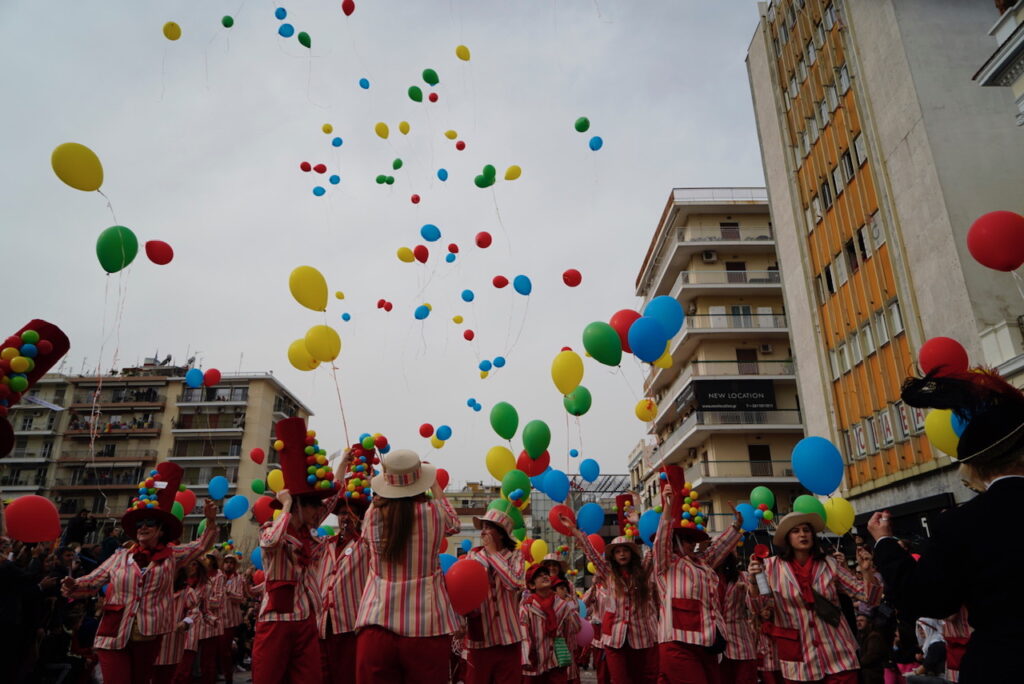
718, 572, 758, 661
184, 583, 218, 651
755, 555, 881, 681
519, 594, 580, 676
464, 546, 526, 649
582, 582, 608, 649
355, 497, 461, 637
194, 575, 222, 641
579, 536, 658, 650
317, 536, 371, 638
257, 512, 327, 623
653, 513, 741, 647
155, 588, 195, 666
71, 526, 216, 651
220, 572, 245, 629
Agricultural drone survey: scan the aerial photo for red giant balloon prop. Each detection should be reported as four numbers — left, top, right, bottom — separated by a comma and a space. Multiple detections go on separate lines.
967, 211, 1024, 272
919, 337, 969, 376
4, 495, 61, 543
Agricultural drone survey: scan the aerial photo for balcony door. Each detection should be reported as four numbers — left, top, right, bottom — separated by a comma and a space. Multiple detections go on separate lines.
736, 349, 758, 375
725, 262, 747, 283
748, 444, 772, 477
719, 222, 740, 240
730, 305, 753, 328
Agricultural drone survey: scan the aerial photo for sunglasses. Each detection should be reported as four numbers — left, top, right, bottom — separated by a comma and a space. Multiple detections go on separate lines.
136, 519, 160, 529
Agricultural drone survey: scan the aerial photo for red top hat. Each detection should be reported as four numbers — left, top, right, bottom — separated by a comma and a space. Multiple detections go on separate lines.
662, 465, 709, 543
122, 461, 185, 542
270, 417, 340, 509
0, 320, 71, 456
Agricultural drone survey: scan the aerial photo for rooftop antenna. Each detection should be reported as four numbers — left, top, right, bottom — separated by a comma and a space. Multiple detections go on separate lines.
237, 352, 244, 374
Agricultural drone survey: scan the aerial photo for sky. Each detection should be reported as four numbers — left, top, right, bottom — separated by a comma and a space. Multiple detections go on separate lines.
0, 0, 767, 487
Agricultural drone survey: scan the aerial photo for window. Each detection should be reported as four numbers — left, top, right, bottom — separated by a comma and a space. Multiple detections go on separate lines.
894, 401, 911, 441
857, 225, 872, 260
801, 128, 810, 156
823, 3, 835, 30
774, 38, 781, 58
861, 322, 876, 356
870, 215, 887, 249
798, 58, 807, 83
838, 64, 851, 93
825, 84, 839, 111
832, 166, 844, 196
784, 90, 792, 112
834, 251, 848, 285
805, 204, 816, 233
789, 75, 798, 99
874, 310, 890, 347
850, 330, 863, 365
888, 300, 904, 334
821, 180, 833, 209
815, 22, 825, 48
780, 20, 790, 45
812, 195, 823, 222
841, 151, 855, 184
819, 99, 830, 127
806, 40, 816, 66
853, 133, 868, 166
808, 116, 819, 142
787, 4, 796, 28
19, 415, 32, 431
41, 441, 53, 459
829, 348, 840, 379
852, 423, 868, 458
845, 239, 859, 273
838, 343, 850, 373
824, 263, 835, 294
815, 275, 825, 303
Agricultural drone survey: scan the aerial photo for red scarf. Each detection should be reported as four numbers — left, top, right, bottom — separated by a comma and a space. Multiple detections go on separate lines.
186, 575, 203, 588
789, 556, 817, 606
130, 543, 172, 569
527, 593, 559, 636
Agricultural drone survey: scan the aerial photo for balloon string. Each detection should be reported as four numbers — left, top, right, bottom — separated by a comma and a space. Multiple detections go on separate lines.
616, 366, 640, 402
506, 297, 530, 357
329, 364, 351, 448
97, 190, 118, 224
490, 189, 513, 257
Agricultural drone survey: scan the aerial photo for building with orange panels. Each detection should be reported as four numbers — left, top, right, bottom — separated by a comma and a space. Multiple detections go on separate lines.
746, 0, 1024, 531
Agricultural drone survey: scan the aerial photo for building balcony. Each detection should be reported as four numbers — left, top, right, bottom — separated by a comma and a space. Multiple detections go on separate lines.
65, 423, 162, 439
12, 425, 58, 437
171, 426, 245, 438
59, 449, 158, 463
669, 270, 782, 303
175, 395, 248, 407
683, 459, 798, 491
69, 391, 165, 410
1, 450, 51, 463
167, 449, 242, 461
0, 474, 46, 490
51, 480, 143, 491
650, 409, 804, 469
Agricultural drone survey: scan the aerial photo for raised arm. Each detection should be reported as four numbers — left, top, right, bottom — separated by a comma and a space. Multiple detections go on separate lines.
703, 502, 743, 569
174, 499, 219, 567
261, 490, 293, 549
565, 516, 611, 584
653, 485, 675, 576
432, 482, 460, 536
483, 548, 525, 592
832, 554, 881, 606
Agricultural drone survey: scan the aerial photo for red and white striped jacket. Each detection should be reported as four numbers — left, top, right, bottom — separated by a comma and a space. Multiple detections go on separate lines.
464, 546, 526, 648
155, 588, 195, 666
71, 526, 216, 651
220, 572, 245, 629
184, 582, 218, 651
718, 572, 758, 661
519, 594, 580, 676
317, 536, 371, 638
579, 536, 658, 650
582, 582, 607, 649
943, 606, 971, 683
355, 498, 461, 637
257, 512, 328, 623
653, 512, 741, 647
199, 571, 224, 640
754, 555, 881, 681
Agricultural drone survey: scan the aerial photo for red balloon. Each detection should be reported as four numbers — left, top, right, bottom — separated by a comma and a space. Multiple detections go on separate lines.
300, 161, 312, 172
175, 489, 197, 516
438, 537, 448, 554
475, 232, 492, 248
428, 92, 439, 103
587, 533, 606, 554
447, 558, 489, 615
145, 240, 174, 266
967, 211, 1024, 272
4, 495, 60, 543
374, 434, 388, 449
313, 164, 327, 174
253, 496, 276, 525
377, 299, 385, 309
493, 275, 509, 288
37, 340, 54, 355
548, 504, 577, 536
250, 447, 265, 464
448, 243, 459, 254
463, 330, 475, 341
383, 302, 393, 312
517, 450, 550, 476
562, 269, 582, 287
341, 0, 355, 17
203, 368, 222, 386
436, 468, 450, 490
520, 538, 534, 560
414, 245, 429, 263
410, 194, 420, 204
419, 423, 434, 438
252, 569, 266, 585
609, 309, 642, 354
455, 140, 466, 151
919, 337, 969, 376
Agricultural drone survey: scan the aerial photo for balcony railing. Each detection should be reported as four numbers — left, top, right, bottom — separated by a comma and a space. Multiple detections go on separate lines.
65, 422, 162, 437
60, 449, 158, 461
71, 390, 164, 406
677, 226, 774, 243
167, 448, 242, 460
685, 459, 796, 481
0, 473, 46, 487
12, 425, 58, 434
685, 313, 787, 330
657, 410, 803, 465
677, 270, 781, 285
2, 450, 49, 460
176, 393, 248, 404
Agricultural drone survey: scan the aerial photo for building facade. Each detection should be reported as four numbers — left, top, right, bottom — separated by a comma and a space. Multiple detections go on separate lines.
746, 0, 1024, 532
634, 188, 806, 534
976, 0, 1024, 126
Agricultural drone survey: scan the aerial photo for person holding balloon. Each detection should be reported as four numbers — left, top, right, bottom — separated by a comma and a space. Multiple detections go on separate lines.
60, 462, 218, 684
519, 564, 581, 683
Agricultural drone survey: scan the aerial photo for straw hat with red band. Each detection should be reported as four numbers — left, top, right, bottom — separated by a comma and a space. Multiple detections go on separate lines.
270, 417, 340, 510
122, 461, 185, 542
604, 535, 642, 561
473, 508, 515, 542
371, 449, 436, 499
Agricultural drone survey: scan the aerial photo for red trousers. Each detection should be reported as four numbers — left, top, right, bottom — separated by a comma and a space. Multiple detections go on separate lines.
153, 664, 177, 684
720, 658, 758, 684
198, 637, 220, 684
96, 639, 163, 684
320, 631, 357, 684
220, 626, 237, 684
253, 619, 323, 684
759, 671, 782, 684
657, 641, 720, 684
466, 643, 521, 684
782, 672, 857, 684
523, 668, 568, 684
605, 645, 658, 684
355, 625, 451, 683
592, 648, 611, 684
173, 650, 196, 684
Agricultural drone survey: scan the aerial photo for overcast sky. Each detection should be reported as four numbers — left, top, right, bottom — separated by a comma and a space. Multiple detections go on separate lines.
1, 0, 766, 487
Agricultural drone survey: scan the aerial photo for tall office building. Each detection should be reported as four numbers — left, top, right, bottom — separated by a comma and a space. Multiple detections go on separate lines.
746, 0, 1024, 529
634, 188, 806, 533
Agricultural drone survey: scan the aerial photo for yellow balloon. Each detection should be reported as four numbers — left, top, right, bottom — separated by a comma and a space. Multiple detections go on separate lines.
304, 325, 342, 363
273, 440, 284, 451
653, 341, 673, 369
9, 357, 30, 374
51, 142, 103, 192
822, 497, 855, 535
455, 44, 471, 61
287, 338, 320, 372
504, 165, 522, 181
587, 562, 597, 575
486, 446, 516, 481
531, 538, 548, 562
635, 398, 658, 422
375, 122, 389, 139
551, 350, 584, 395
289, 265, 328, 312
335, 291, 345, 300
425, 303, 433, 311
322, 123, 333, 134
0, 347, 18, 361
267, 469, 285, 492
925, 409, 960, 456
272, 509, 282, 520
480, 370, 489, 379
430, 435, 445, 449
452, 315, 464, 324
397, 247, 415, 263
163, 21, 182, 41
399, 121, 410, 135
444, 129, 458, 140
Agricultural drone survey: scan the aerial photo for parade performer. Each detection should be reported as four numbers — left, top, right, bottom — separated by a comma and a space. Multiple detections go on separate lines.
354, 449, 460, 683
748, 512, 880, 683
153, 569, 196, 684
867, 369, 1024, 684
253, 417, 339, 684
717, 551, 758, 683
582, 579, 610, 684
174, 558, 216, 684
539, 552, 569, 585
653, 466, 742, 684
942, 606, 971, 683
464, 499, 525, 684
195, 552, 225, 684
520, 564, 580, 683
61, 461, 218, 684
219, 552, 246, 684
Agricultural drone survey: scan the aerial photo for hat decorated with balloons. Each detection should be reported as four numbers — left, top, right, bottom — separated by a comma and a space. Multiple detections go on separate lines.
123, 461, 186, 542
0, 320, 71, 457
660, 465, 709, 542
335, 432, 387, 513
269, 417, 340, 509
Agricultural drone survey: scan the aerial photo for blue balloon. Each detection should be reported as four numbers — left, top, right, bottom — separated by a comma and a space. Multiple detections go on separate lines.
479, 360, 492, 372
420, 224, 441, 242
19, 344, 37, 358
461, 289, 475, 302
644, 295, 685, 337
545, 469, 570, 503
577, 502, 605, 535
278, 23, 294, 37
791, 436, 844, 496
312, 186, 326, 197
530, 467, 551, 491
316, 526, 330, 537
414, 305, 430, 320
274, 7, 287, 20
224, 494, 249, 520
436, 425, 452, 440
578, 599, 587, 617
359, 432, 370, 441
250, 547, 263, 570
493, 356, 506, 368
329, 174, 340, 184
736, 503, 759, 532
588, 136, 603, 151
380, 444, 391, 454
460, 539, 472, 552
472, 404, 481, 412
185, 368, 204, 389
358, 77, 370, 89
513, 275, 532, 296
439, 553, 458, 574
331, 137, 343, 147
579, 458, 600, 483
628, 316, 669, 363
951, 412, 969, 437
466, 398, 476, 407
569, 449, 579, 458
445, 253, 456, 263
437, 168, 448, 181
638, 509, 660, 547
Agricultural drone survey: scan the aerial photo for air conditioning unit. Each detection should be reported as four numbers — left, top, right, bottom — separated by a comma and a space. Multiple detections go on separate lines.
702, 250, 718, 263
759, 344, 774, 354
688, 448, 697, 459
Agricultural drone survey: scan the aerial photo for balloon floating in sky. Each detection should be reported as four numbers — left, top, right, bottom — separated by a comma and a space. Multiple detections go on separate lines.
163, 22, 182, 41
289, 266, 328, 312
574, 117, 591, 133
504, 165, 522, 181
455, 140, 466, 151
51, 142, 103, 192
312, 186, 325, 196
493, 276, 509, 289
275, 7, 287, 20
476, 232, 492, 248
329, 175, 340, 185
455, 45, 471, 61
420, 224, 441, 242
359, 78, 370, 89
96, 226, 138, 274
341, 0, 355, 16
145, 240, 174, 266
588, 136, 604, 151
375, 122, 389, 139
221, 16, 234, 28
408, 86, 423, 102
297, 32, 311, 48
413, 245, 429, 263
437, 168, 449, 181
562, 269, 582, 287
322, 124, 332, 134
414, 305, 430, 320
399, 121, 410, 135
513, 275, 532, 296
422, 68, 439, 86
461, 290, 475, 303
278, 23, 294, 38
445, 253, 456, 263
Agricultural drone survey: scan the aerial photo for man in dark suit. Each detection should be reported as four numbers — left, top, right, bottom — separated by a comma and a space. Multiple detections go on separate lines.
867, 371, 1024, 684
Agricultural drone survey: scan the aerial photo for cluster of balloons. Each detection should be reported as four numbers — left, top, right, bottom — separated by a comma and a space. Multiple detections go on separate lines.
532, 467, 570, 503
273, 7, 311, 48
0, 330, 56, 416
658, 472, 705, 531
419, 422, 453, 450
185, 367, 221, 389
491, 274, 532, 295
342, 433, 385, 502
300, 159, 340, 196
572, 117, 603, 151
735, 487, 776, 532
375, 298, 394, 312
582, 296, 685, 368
285, 266, 343, 372
129, 469, 185, 513
477, 356, 506, 378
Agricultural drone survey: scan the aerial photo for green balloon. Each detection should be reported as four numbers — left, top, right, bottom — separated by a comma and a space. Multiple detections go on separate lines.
522, 420, 551, 459
298, 32, 311, 48
488, 498, 524, 529
582, 321, 622, 366
422, 68, 439, 85
501, 469, 531, 499
474, 174, 495, 189
483, 164, 496, 179
362, 436, 375, 450
392, 158, 403, 170
750, 486, 775, 509
793, 495, 827, 525
563, 385, 593, 417
511, 527, 526, 542
171, 501, 185, 521
251, 479, 266, 495
221, 16, 234, 28
197, 518, 208, 536
490, 402, 519, 440
96, 226, 139, 274
575, 117, 591, 133
321, 525, 334, 536
408, 85, 423, 102
385, 176, 395, 185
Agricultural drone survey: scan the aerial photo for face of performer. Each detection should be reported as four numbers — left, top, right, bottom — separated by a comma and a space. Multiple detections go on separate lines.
186, 560, 200, 578
528, 568, 552, 593
296, 496, 325, 528
542, 560, 562, 577
555, 584, 570, 599
480, 521, 505, 549
135, 518, 163, 548
223, 556, 238, 575
613, 546, 633, 567
786, 523, 815, 553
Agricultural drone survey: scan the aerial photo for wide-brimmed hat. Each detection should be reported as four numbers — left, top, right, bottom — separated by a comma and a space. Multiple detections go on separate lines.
541, 553, 569, 571
673, 526, 710, 544
371, 449, 436, 499
122, 461, 184, 542
270, 417, 341, 510
604, 535, 641, 561
772, 512, 825, 547
473, 508, 514, 542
